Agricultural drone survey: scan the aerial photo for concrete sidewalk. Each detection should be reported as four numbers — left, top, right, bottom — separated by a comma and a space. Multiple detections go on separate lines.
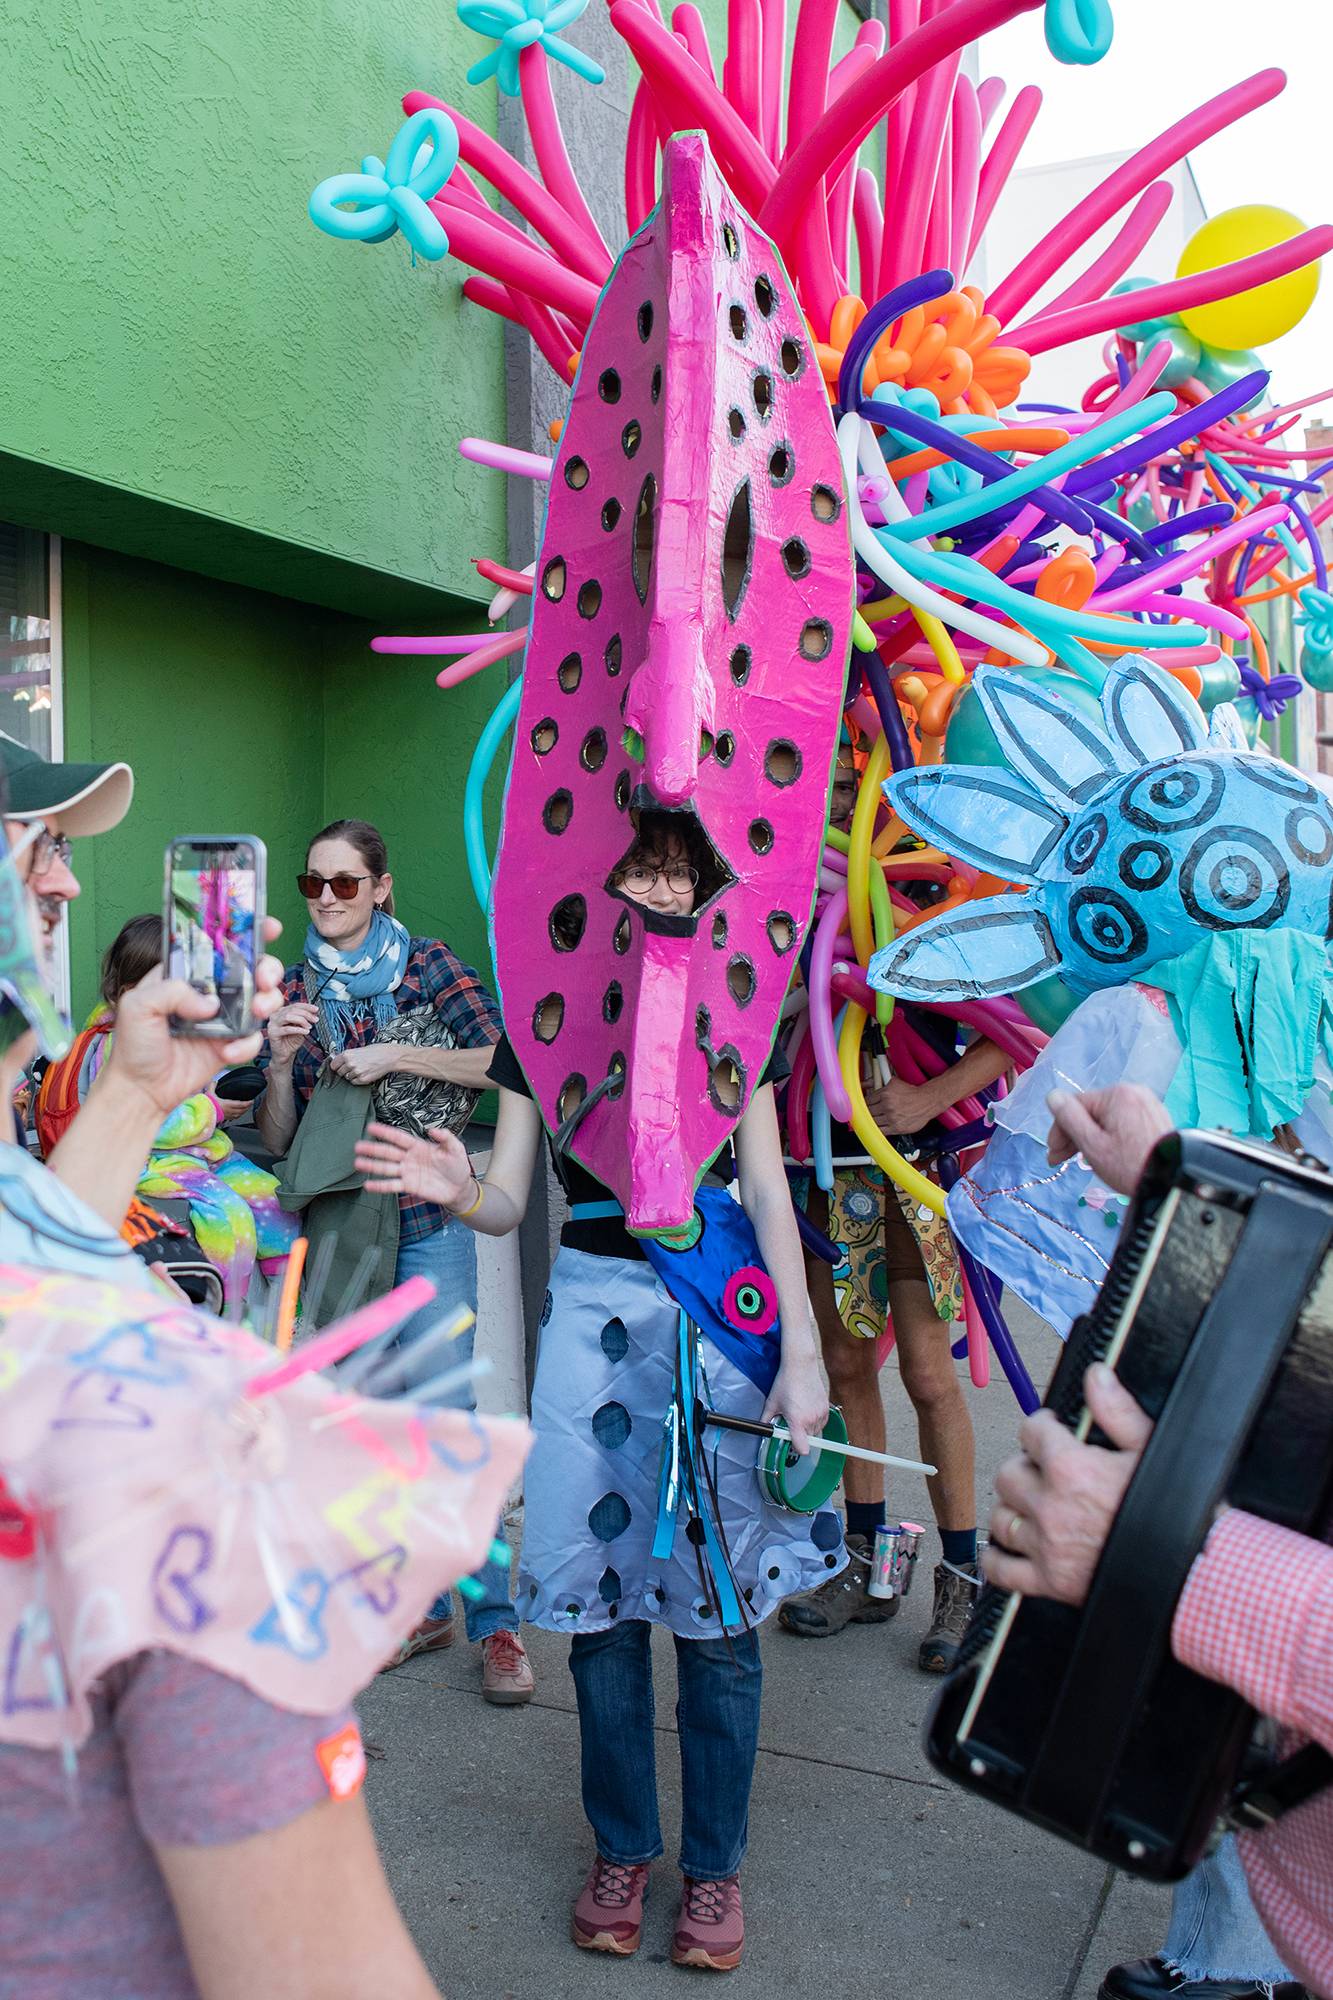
359, 1300, 1173, 2000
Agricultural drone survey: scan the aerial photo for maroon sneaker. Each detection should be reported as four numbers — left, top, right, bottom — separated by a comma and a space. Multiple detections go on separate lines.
571, 1856, 650, 1956
671, 1874, 744, 1972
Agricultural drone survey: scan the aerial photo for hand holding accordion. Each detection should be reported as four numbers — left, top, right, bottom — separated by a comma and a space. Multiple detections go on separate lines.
927, 1117, 1333, 1881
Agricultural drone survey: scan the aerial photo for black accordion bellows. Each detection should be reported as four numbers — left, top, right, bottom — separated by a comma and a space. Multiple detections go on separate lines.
927, 1129, 1333, 1881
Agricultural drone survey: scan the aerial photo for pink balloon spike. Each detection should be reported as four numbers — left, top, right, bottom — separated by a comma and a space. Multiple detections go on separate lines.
611, 0, 774, 213
760, 0, 1045, 284
809, 889, 854, 1121
244, 1278, 437, 1398
854, 168, 884, 293
519, 46, 614, 266
968, 81, 1041, 264
988, 69, 1287, 328
1101, 336, 1173, 414
947, 73, 982, 278
1010, 226, 1333, 357
434, 631, 527, 688
786, 1022, 817, 1163
757, 0, 786, 159
826, 41, 881, 294
374, 629, 512, 656
780, 0, 843, 328
1037, 181, 1174, 320
722, 0, 763, 136
672, 2, 718, 82
921, 72, 956, 277
887, 43, 960, 292
975, 74, 1006, 134
962, 1270, 991, 1388
625, 79, 661, 231
430, 195, 599, 325
459, 437, 553, 480
404, 91, 610, 284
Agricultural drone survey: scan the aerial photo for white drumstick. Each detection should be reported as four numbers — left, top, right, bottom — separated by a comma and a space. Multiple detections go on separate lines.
770, 1425, 936, 1477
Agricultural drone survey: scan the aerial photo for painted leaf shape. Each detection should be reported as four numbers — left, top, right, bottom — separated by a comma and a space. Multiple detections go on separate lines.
868, 894, 1062, 1001
885, 767, 1069, 880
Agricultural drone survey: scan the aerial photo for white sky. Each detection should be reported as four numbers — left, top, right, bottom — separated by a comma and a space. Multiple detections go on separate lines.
979, 6, 1333, 425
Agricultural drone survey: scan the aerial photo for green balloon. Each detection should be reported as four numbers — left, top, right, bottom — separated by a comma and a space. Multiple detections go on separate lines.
1015, 973, 1079, 1036
1151, 326, 1203, 388
1302, 646, 1333, 693
1194, 656, 1242, 710
1195, 345, 1266, 409
944, 666, 1105, 769
1111, 276, 1173, 345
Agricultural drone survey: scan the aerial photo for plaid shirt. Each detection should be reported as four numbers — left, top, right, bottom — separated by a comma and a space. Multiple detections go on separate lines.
259, 937, 502, 1245
1172, 1509, 1333, 1998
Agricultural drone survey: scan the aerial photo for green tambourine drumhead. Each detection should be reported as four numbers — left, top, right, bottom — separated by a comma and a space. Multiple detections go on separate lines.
756, 1406, 849, 1513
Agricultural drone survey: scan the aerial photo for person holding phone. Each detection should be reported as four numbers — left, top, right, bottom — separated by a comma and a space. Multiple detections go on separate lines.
254, 817, 533, 1706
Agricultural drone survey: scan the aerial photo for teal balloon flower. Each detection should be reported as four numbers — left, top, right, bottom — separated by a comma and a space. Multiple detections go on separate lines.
1297, 586, 1333, 667
1044, 0, 1114, 64
309, 107, 458, 262
458, 0, 606, 97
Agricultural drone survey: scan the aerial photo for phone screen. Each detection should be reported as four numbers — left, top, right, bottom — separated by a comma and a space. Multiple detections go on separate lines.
165, 838, 264, 1038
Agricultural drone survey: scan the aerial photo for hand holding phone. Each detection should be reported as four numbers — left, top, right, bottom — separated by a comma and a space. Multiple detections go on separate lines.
164, 837, 268, 1039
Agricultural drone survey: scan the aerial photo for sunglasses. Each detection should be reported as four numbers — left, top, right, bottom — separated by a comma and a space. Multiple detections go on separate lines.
297, 871, 370, 901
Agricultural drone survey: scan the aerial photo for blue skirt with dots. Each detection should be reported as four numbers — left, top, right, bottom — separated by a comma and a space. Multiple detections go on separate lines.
517, 1248, 846, 1639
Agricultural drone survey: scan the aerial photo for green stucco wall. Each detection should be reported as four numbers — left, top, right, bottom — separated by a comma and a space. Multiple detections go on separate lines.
3, 0, 504, 609
60, 542, 503, 1018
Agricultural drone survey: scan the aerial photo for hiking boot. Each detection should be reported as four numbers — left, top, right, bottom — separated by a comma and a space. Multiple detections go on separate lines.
918, 1559, 981, 1674
671, 1874, 744, 1972
572, 1856, 650, 1955
1098, 1957, 1311, 1998
380, 1610, 455, 1672
481, 1629, 535, 1705
778, 1532, 898, 1638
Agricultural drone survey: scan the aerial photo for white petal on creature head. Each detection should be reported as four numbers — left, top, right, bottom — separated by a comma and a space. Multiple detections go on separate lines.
868, 894, 1062, 1002
971, 662, 1127, 807
884, 766, 1069, 881
1098, 654, 1208, 766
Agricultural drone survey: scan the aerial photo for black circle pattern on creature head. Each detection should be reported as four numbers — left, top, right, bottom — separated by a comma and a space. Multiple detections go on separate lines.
600, 1316, 629, 1361
1120, 761, 1224, 834
1118, 840, 1172, 893
1066, 886, 1149, 967
1179, 826, 1291, 931
1062, 812, 1108, 878
1286, 805, 1333, 867
588, 1493, 631, 1541
1239, 757, 1322, 803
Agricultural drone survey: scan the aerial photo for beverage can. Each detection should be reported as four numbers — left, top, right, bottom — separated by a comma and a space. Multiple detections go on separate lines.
866, 1522, 924, 1600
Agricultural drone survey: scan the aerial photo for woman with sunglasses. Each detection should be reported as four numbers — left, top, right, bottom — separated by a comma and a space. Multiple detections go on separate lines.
254, 818, 534, 1705
354, 811, 833, 1974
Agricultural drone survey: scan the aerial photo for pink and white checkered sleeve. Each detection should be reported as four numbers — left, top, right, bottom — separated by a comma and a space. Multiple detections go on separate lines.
1171, 1509, 1333, 1753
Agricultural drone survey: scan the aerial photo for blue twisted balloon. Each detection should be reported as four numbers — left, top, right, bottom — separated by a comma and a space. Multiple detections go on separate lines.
458, 0, 605, 97
1044, 0, 1113, 64
309, 108, 458, 261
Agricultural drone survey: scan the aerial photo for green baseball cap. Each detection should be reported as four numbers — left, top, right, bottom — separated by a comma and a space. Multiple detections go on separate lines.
0, 733, 133, 836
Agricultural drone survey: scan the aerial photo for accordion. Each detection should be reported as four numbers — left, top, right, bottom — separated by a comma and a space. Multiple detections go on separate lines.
927, 1128, 1333, 1881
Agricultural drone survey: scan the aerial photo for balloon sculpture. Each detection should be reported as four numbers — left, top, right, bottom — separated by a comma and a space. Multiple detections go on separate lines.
311, 0, 1332, 1396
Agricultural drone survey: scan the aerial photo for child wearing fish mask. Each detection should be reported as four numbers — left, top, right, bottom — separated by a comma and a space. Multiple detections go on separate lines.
355, 809, 836, 1974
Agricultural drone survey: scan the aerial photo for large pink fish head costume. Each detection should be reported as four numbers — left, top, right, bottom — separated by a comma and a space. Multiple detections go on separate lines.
491, 134, 855, 1234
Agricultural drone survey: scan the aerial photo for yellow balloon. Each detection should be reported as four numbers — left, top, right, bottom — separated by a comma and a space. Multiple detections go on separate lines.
1176, 205, 1320, 350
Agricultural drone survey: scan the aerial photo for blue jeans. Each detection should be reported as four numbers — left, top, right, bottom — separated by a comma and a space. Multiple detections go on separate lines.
1162, 1836, 1292, 1985
387, 1222, 517, 1644
568, 1618, 763, 1879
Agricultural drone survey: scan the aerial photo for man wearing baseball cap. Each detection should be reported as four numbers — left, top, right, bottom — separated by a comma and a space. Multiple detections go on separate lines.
0, 732, 134, 836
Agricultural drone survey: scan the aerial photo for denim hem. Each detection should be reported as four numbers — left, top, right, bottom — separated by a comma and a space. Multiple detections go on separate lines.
678, 1845, 746, 1882
596, 1842, 665, 1868
464, 1609, 521, 1644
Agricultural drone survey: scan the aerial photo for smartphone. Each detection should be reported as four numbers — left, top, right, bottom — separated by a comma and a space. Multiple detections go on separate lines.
164, 837, 267, 1039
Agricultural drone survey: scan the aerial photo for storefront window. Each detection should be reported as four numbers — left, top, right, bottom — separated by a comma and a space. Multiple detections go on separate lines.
0, 524, 56, 761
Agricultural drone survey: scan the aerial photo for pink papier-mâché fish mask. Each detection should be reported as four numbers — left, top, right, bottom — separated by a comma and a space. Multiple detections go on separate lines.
491, 133, 855, 1233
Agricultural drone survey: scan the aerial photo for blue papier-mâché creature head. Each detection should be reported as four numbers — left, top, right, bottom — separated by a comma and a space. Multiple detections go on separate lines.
868, 656, 1333, 1004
